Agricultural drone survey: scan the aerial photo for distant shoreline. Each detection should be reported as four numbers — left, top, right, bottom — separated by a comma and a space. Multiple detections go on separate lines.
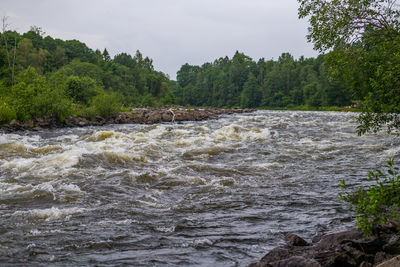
0, 107, 255, 133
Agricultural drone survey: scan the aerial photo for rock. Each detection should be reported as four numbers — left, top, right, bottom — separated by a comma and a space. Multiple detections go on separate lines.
285, 233, 309, 247
274, 256, 321, 267
251, 256, 321, 267
252, 226, 400, 267
146, 111, 162, 123
375, 251, 393, 265
377, 255, 400, 267
359, 261, 373, 267
259, 247, 291, 264
383, 234, 400, 254
22, 120, 34, 128
93, 115, 106, 126
161, 111, 173, 121
1, 107, 255, 132
314, 228, 364, 251
9, 119, 22, 130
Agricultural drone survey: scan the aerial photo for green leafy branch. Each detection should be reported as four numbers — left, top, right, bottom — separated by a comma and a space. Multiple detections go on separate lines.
339, 158, 400, 235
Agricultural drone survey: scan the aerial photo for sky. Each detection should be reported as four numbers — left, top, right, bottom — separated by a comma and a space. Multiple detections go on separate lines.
1, 0, 318, 79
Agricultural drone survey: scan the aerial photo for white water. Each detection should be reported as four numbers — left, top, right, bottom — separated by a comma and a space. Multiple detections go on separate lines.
0, 110, 398, 266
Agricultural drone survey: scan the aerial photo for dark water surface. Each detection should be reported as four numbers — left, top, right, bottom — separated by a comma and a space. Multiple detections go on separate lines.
1, 111, 399, 266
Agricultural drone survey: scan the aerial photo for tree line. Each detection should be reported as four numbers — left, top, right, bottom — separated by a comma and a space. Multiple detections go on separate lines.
174, 51, 352, 109
0, 20, 355, 125
0, 22, 175, 124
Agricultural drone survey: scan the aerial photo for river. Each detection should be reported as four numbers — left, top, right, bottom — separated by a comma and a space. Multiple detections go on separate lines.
0, 110, 399, 266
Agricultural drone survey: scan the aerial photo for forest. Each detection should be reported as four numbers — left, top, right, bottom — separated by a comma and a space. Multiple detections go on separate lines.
0, 24, 353, 125
174, 52, 351, 108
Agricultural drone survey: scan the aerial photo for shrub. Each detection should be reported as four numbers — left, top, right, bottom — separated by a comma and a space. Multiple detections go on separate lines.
141, 93, 157, 107
0, 98, 17, 124
66, 76, 102, 104
339, 159, 400, 235
33, 88, 73, 121
89, 91, 122, 119
10, 67, 73, 122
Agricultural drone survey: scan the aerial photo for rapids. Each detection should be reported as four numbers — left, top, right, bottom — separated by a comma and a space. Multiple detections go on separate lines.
0, 110, 399, 266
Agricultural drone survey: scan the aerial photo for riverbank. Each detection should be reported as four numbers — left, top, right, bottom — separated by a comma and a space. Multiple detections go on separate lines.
250, 225, 400, 267
0, 107, 254, 133
261, 105, 361, 112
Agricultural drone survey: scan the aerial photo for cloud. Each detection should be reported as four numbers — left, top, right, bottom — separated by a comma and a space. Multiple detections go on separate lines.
1, 0, 317, 79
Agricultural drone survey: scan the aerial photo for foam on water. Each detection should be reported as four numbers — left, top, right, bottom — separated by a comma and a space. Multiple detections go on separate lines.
1, 110, 399, 266
13, 206, 86, 221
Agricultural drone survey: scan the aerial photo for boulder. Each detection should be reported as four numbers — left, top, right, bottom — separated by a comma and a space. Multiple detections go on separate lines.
377, 255, 400, 267
285, 233, 309, 247
269, 256, 321, 267
314, 228, 364, 251
383, 234, 400, 254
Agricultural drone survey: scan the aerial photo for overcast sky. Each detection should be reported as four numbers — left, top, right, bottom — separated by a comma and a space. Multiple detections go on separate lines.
1, 0, 317, 79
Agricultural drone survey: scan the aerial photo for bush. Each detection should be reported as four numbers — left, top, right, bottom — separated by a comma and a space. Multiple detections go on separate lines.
89, 91, 122, 119
0, 99, 17, 124
11, 67, 73, 122
141, 93, 157, 107
66, 76, 102, 104
339, 159, 400, 235
33, 88, 73, 121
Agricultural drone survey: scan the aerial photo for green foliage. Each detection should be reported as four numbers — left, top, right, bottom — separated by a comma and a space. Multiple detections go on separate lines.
0, 26, 179, 124
141, 93, 157, 107
339, 159, 400, 235
66, 76, 102, 104
0, 98, 16, 123
175, 52, 351, 108
88, 91, 122, 119
59, 59, 104, 81
240, 72, 261, 108
10, 67, 72, 122
161, 91, 176, 105
298, 0, 400, 134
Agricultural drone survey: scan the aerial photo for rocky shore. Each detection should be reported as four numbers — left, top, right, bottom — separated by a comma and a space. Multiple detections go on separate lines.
250, 225, 400, 267
0, 107, 254, 132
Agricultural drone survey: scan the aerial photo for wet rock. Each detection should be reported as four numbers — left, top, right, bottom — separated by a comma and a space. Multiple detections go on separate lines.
161, 110, 173, 121
314, 228, 364, 251
377, 255, 400, 267
252, 226, 400, 267
285, 233, 309, 247
0, 107, 255, 132
359, 261, 373, 267
64, 115, 86, 127
269, 256, 321, 267
259, 247, 291, 263
375, 252, 393, 265
383, 234, 400, 254
9, 119, 22, 130
93, 115, 106, 126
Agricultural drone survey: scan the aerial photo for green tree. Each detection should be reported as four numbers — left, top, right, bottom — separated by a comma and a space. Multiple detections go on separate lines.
339, 159, 400, 235
102, 48, 111, 62
240, 72, 261, 108
65, 76, 102, 104
89, 91, 122, 119
11, 67, 71, 121
298, 0, 400, 134
299, 0, 400, 235
59, 59, 104, 82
